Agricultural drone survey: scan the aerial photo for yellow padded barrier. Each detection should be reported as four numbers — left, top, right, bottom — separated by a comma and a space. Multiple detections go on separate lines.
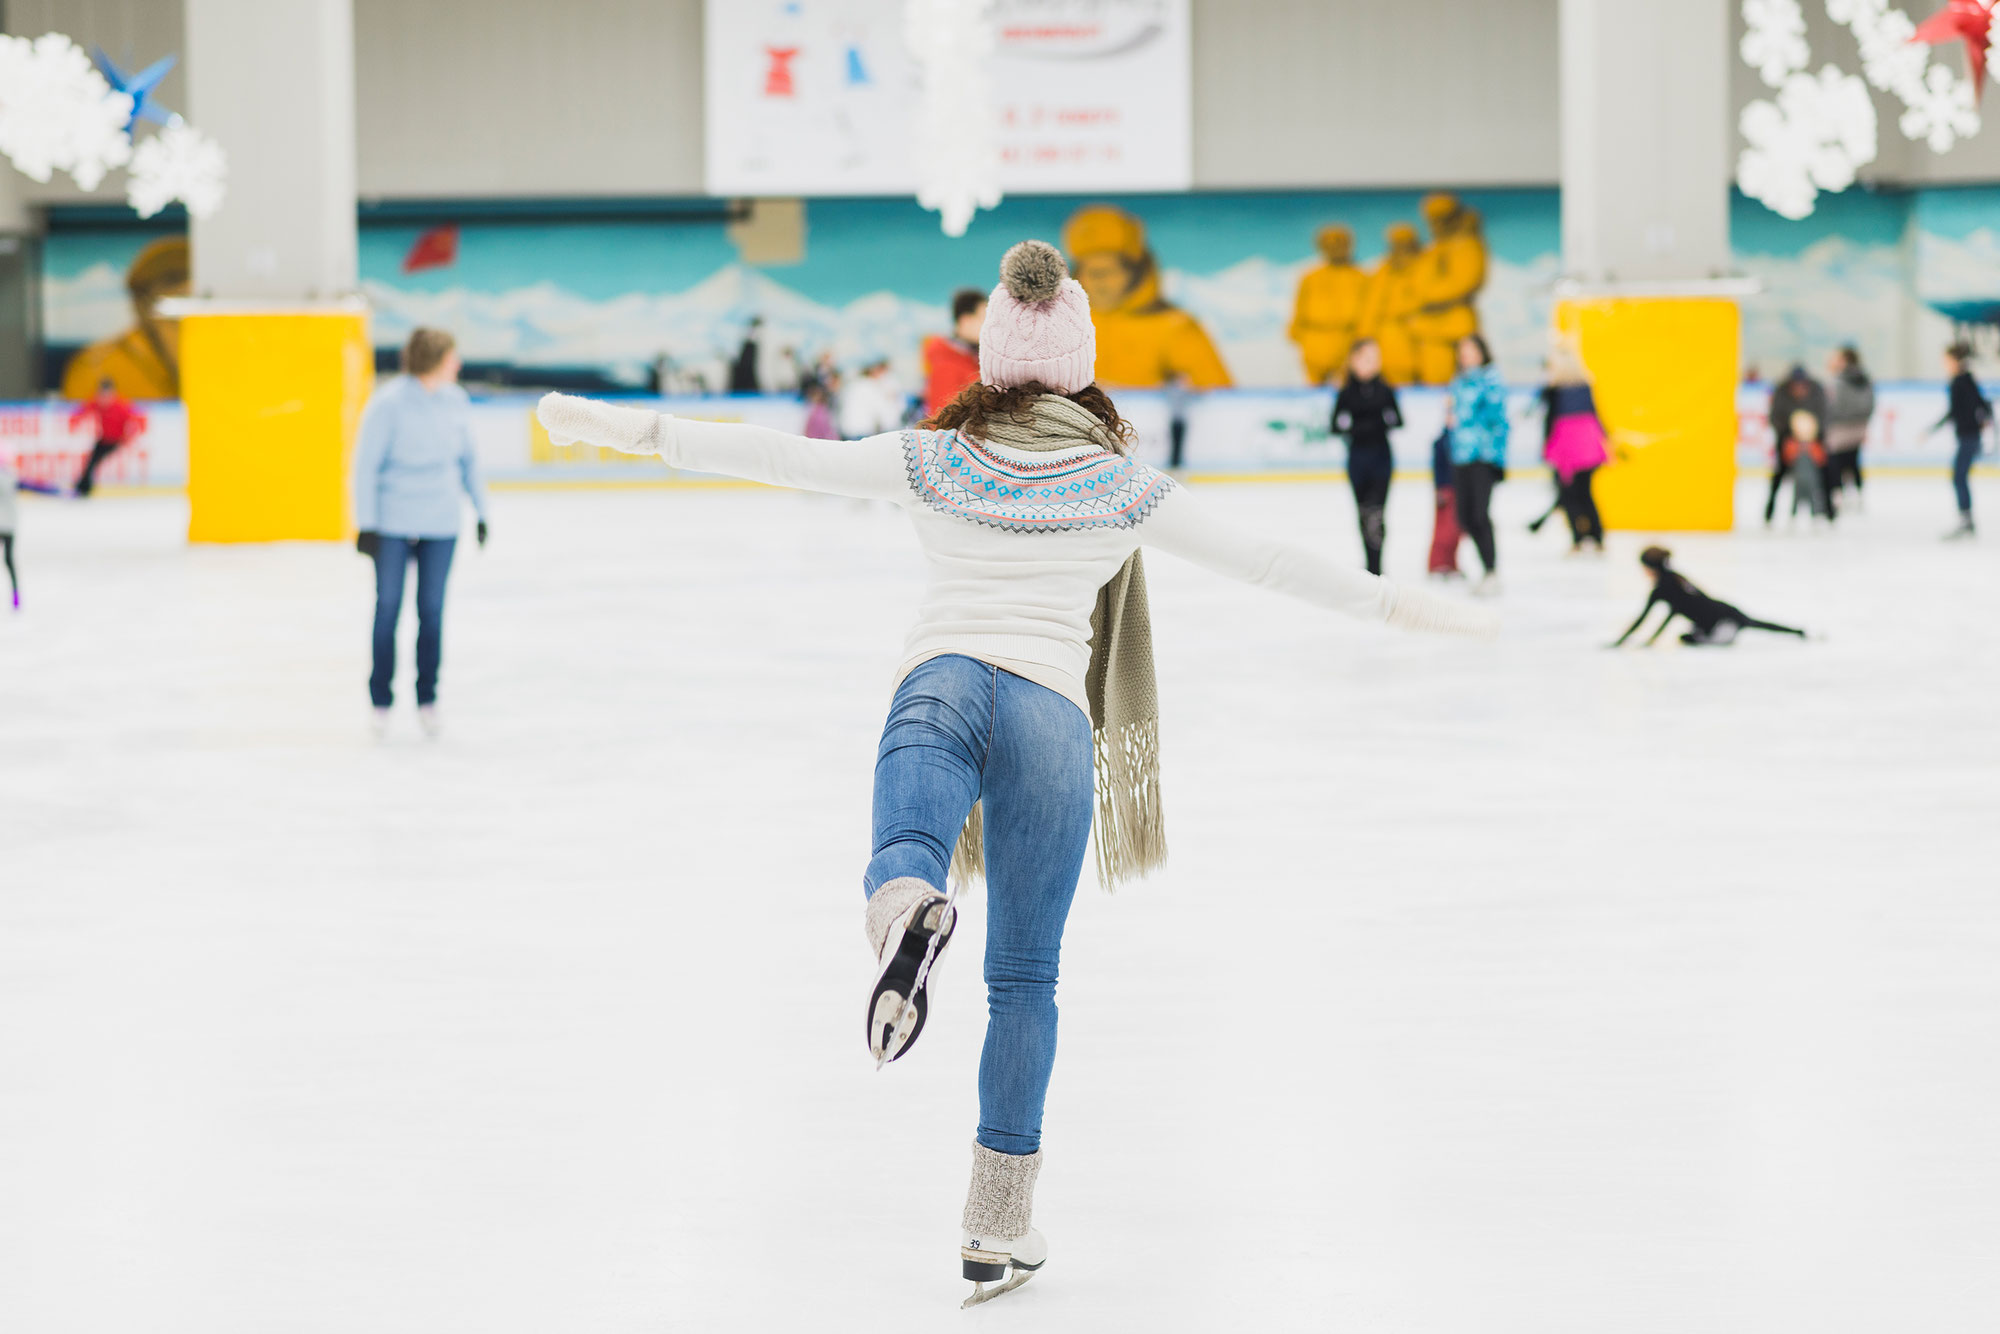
1555, 296, 1739, 532
183, 310, 373, 542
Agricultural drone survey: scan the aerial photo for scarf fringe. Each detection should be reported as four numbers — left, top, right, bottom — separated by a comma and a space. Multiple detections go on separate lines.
1091, 717, 1167, 891
945, 718, 1166, 895
950, 800, 986, 891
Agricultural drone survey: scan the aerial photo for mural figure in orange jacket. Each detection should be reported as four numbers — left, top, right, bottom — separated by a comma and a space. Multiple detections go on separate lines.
1407, 194, 1488, 386
1060, 204, 1230, 389
61, 237, 190, 400
1359, 223, 1425, 387
1288, 225, 1367, 386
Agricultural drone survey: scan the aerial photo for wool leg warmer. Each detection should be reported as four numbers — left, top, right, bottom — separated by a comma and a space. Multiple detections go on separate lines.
864, 876, 939, 955
962, 1141, 1043, 1240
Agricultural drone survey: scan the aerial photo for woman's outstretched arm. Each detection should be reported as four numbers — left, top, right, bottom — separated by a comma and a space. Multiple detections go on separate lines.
1138, 487, 1498, 637
536, 393, 911, 501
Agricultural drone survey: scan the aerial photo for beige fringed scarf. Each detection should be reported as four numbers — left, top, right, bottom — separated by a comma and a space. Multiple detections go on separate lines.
946, 395, 1167, 892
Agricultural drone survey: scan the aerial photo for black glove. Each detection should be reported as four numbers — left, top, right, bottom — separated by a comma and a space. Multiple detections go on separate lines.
476, 520, 489, 548
356, 530, 380, 557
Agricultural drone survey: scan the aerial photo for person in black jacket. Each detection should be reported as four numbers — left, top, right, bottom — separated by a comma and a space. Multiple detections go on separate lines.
1764, 365, 1827, 524
1938, 343, 1992, 539
729, 317, 764, 394
1611, 546, 1806, 647
1330, 338, 1402, 574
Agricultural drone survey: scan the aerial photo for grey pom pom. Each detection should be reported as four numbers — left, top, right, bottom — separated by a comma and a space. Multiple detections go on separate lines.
1000, 240, 1068, 304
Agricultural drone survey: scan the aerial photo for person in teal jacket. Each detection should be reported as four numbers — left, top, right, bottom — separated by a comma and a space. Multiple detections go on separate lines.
352, 328, 489, 736
1446, 335, 1508, 594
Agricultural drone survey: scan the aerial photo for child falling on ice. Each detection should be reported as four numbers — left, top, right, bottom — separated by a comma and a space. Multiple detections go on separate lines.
1611, 546, 1806, 648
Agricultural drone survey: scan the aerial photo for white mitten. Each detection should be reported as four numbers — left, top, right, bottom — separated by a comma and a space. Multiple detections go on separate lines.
1384, 583, 1501, 638
536, 392, 666, 455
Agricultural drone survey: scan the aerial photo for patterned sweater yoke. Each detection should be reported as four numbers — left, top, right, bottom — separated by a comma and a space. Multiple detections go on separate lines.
903, 427, 1175, 533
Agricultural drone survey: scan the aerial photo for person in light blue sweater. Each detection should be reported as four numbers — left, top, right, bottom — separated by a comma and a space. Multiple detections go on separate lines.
1446, 334, 1509, 594
352, 328, 489, 733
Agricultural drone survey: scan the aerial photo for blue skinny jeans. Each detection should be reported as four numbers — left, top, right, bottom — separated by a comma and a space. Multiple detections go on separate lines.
1953, 430, 1980, 516
369, 536, 456, 708
865, 654, 1094, 1157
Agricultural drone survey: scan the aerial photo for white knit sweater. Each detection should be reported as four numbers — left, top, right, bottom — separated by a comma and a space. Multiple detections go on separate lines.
535, 395, 1496, 717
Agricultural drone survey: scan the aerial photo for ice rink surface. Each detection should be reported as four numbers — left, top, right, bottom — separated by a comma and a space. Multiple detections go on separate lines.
2, 474, 1996, 1333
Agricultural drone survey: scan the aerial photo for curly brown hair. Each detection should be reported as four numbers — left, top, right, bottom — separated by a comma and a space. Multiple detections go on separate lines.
922, 381, 1135, 454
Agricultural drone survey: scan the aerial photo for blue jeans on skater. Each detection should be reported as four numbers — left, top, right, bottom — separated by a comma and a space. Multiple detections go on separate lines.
865, 654, 1095, 1158
369, 536, 456, 707
1953, 429, 1980, 516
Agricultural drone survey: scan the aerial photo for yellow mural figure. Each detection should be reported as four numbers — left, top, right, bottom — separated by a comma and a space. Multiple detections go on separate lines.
1060, 204, 1231, 389
1407, 193, 1488, 385
1288, 225, 1367, 386
1360, 223, 1425, 386
61, 236, 190, 400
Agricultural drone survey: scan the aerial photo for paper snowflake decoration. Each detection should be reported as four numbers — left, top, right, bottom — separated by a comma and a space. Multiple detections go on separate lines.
0, 32, 133, 190
1738, 0, 1984, 215
905, 0, 1000, 237
1899, 59, 1983, 147
1743, 0, 1812, 83
1739, 66, 1880, 219
127, 119, 227, 218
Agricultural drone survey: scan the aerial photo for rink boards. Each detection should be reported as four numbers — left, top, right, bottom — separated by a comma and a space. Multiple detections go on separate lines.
2, 383, 1989, 491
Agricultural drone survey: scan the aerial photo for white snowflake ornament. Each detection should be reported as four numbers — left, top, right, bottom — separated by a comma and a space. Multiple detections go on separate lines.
1742, 0, 1811, 85
127, 120, 228, 219
0, 32, 133, 189
905, 0, 1000, 237
1737, 66, 1879, 220
1899, 61, 1981, 151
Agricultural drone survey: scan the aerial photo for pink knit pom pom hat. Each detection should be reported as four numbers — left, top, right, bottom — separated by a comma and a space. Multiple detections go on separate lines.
979, 239, 1097, 395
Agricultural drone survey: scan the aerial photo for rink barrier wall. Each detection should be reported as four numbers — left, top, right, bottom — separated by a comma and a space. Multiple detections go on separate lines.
2, 383, 1992, 495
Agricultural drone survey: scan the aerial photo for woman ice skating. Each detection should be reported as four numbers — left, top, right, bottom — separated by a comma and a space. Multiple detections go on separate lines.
1938, 342, 1993, 540
1330, 338, 1402, 574
351, 328, 490, 738
1823, 346, 1873, 510
1611, 546, 1805, 647
534, 240, 1497, 1309
1541, 338, 1608, 553
1446, 334, 1508, 594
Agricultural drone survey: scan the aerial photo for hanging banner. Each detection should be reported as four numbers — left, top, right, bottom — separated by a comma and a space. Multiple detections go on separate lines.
703, 0, 1191, 198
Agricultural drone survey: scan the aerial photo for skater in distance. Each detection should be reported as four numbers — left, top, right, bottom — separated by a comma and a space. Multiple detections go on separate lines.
535, 240, 1497, 1308
1610, 546, 1806, 648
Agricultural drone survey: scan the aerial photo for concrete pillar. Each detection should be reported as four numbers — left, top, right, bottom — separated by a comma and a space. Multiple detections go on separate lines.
1557, 0, 1740, 531
184, 0, 357, 301
1560, 0, 1732, 284
0, 169, 40, 400
177, 0, 370, 542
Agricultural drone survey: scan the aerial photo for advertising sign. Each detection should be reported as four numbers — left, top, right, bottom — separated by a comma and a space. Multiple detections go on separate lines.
704, 0, 1191, 198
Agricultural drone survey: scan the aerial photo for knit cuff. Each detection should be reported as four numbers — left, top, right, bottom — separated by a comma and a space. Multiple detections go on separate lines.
536, 392, 666, 455
962, 1141, 1042, 1239
1384, 583, 1501, 638
864, 877, 939, 955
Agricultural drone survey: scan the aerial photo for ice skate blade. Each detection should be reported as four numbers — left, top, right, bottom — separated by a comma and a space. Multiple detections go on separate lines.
962, 1270, 1034, 1308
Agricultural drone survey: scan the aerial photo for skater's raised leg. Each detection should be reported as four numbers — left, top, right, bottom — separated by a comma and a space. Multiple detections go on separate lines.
862, 654, 988, 1063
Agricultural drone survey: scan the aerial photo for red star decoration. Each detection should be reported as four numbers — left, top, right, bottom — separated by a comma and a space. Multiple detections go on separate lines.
1913, 0, 1997, 100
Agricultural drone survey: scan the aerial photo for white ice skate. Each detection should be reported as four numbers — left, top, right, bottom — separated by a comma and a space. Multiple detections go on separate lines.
864, 877, 958, 1068
417, 704, 442, 739
369, 707, 391, 739
961, 1226, 1046, 1307
959, 1142, 1045, 1307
